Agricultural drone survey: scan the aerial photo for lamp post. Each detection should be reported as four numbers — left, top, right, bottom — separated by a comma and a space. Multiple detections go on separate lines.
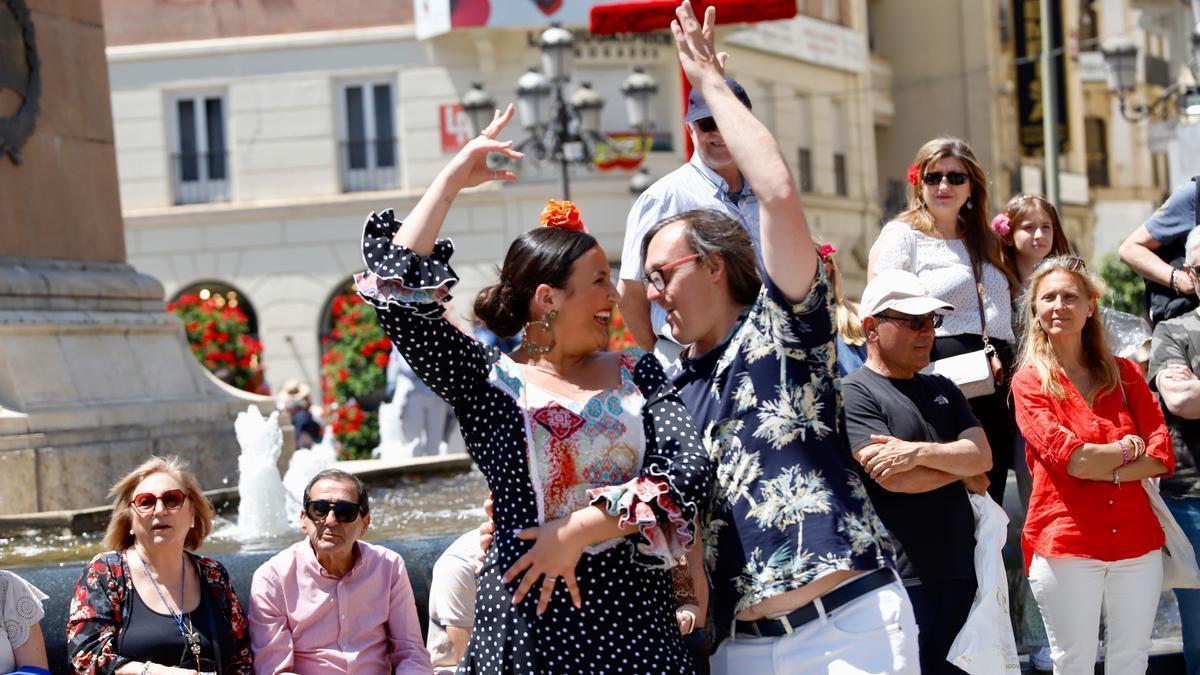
1102, 25, 1200, 122
460, 23, 658, 201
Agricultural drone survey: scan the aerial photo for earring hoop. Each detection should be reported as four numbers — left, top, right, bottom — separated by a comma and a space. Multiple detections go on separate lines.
521, 310, 558, 354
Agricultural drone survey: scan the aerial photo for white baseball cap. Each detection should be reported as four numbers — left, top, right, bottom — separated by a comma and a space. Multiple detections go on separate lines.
858, 269, 954, 320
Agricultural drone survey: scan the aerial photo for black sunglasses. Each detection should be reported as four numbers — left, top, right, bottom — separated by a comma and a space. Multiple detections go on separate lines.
304, 499, 366, 523
874, 312, 944, 331
694, 117, 718, 133
921, 171, 969, 186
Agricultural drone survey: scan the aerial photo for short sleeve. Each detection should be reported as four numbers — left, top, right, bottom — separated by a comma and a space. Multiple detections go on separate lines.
842, 378, 890, 452
1149, 320, 1190, 386
0, 571, 47, 651
1144, 181, 1197, 245
870, 221, 917, 274
619, 190, 664, 281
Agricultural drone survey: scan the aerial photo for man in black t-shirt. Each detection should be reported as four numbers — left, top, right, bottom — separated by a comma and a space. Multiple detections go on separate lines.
843, 270, 993, 675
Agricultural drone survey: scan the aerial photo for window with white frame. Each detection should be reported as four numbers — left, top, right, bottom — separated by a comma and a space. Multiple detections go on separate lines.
340, 80, 398, 192
171, 94, 229, 205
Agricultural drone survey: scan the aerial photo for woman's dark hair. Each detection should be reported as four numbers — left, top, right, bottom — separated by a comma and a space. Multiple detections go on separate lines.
474, 227, 600, 337
640, 208, 761, 305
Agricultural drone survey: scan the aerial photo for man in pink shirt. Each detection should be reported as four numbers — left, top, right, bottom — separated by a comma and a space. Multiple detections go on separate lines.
248, 469, 433, 674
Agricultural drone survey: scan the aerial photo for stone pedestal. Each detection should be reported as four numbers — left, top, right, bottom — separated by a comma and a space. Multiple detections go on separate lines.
0, 1, 287, 514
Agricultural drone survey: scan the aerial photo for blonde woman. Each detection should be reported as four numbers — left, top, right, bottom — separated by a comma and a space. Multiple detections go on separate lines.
868, 138, 1019, 502
1011, 256, 1173, 674
821, 242, 866, 376
68, 457, 253, 674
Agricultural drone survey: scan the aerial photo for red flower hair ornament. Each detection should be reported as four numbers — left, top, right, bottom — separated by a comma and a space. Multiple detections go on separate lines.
818, 243, 838, 261
539, 200, 587, 233
906, 163, 922, 187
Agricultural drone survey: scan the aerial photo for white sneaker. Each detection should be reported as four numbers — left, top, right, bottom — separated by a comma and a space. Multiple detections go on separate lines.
1029, 646, 1053, 672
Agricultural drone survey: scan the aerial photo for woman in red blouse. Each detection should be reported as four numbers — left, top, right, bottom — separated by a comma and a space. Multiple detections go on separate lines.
1012, 255, 1173, 674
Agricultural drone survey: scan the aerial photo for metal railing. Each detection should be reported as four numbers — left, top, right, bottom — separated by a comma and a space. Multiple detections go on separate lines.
171, 151, 230, 205
340, 138, 400, 192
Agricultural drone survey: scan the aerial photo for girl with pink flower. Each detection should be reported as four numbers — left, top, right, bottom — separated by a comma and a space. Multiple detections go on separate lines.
992, 193, 1072, 288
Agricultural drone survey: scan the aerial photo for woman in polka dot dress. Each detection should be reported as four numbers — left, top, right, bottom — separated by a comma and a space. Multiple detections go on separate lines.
355, 105, 709, 674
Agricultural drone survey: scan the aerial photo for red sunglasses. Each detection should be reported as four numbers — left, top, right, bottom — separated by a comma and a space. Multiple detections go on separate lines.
131, 489, 187, 514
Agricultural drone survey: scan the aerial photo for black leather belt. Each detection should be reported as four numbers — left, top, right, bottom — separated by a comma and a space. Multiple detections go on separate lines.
733, 568, 896, 638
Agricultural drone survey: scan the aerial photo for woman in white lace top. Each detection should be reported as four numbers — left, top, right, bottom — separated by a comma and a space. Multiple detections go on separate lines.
0, 569, 49, 674
867, 137, 1019, 504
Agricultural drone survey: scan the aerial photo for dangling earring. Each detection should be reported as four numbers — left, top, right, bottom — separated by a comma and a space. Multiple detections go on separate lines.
965, 198, 973, 210
521, 310, 557, 354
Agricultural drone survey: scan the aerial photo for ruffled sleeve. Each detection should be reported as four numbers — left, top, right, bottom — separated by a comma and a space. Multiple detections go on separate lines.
355, 209, 457, 320
355, 210, 497, 408
589, 352, 711, 568
1, 571, 47, 652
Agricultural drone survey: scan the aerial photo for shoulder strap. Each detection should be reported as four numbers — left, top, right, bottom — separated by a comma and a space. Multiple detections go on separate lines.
969, 256, 991, 347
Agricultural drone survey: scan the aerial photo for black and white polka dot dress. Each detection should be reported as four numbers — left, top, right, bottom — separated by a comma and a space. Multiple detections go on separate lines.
355, 211, 712, 674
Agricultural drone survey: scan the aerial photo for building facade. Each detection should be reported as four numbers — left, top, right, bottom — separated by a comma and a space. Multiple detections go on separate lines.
104, 0, 884, 394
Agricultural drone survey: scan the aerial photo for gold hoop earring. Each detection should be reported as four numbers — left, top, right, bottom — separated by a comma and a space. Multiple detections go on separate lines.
521, 310, 557, 354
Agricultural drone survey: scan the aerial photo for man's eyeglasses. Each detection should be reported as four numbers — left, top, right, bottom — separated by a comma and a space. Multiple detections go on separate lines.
694, 117, 718, 133
874, 312, 944, 331
304, 499, 366, 524
1033, 255, 1087, 273
131, 489, 187, 514
645, 253, 703, 292
921, 171, 969, 186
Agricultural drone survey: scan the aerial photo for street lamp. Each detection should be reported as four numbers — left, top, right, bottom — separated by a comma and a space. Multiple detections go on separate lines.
460, 23, 658, 201
1102, 28, 1200, 121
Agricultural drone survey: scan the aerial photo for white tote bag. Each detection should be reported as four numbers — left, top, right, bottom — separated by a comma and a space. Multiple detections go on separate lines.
1142, 479, 1200, 590
946, 493, 1020, 674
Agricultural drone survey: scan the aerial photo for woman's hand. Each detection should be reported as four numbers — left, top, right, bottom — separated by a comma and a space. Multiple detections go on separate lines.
502, 515, 587, 615
441, 104, 524, 192
675, 604, 701, 635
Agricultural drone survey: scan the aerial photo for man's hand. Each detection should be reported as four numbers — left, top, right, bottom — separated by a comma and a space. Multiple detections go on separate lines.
858, 435, 924, 481
670, 2, 729, 89
1160, 363, 1197, 382
961, 473, 990, 496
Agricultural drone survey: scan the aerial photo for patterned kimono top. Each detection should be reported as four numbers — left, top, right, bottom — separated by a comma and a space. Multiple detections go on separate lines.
355, 211, 710, 674
66, 550, 253, 674
672, 268, 896, 645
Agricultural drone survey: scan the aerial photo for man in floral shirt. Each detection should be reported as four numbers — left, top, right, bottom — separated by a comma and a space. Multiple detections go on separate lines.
637, 3, 918, 673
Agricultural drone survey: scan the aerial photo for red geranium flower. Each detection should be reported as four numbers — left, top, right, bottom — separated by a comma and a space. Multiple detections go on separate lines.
907, 163, 922, 187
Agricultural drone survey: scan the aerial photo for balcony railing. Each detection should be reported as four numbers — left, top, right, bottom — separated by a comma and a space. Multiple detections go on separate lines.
171, 151, 230, 205
340, 138, 400, 193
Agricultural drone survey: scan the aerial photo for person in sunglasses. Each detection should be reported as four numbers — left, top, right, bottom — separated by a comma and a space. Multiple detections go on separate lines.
67, 456, 253, 674
842, 270, 992, 674
868, 138, 1020, 506
247, 469, 431, 674
616, 73, 759, 360
1012, 255, 1173, 674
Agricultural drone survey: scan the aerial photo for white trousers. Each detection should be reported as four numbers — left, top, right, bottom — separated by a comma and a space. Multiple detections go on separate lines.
709, 580, 920, 675
1027, 550, 1163, 675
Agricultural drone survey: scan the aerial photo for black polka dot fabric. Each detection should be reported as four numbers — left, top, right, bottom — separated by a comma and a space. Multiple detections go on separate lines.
355, 211, 710, 673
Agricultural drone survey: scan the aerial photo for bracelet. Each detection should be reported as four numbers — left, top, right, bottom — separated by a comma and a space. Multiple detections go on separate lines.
1171, 268, 1180, 293
1134, 436, 1146, 459
1113, 468, 1122, 487
1117, 438, 1130, 465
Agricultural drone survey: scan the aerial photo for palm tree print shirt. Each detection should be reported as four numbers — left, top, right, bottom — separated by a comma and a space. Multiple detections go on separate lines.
671, 269, 896, 645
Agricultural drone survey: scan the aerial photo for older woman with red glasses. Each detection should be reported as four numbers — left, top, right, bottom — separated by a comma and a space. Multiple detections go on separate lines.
868, 139, 1020, 504
1012, 256, 1173, 674
67, 456, 253, 674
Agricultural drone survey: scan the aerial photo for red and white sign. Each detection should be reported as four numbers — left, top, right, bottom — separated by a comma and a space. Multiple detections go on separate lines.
439, 104, 472, 155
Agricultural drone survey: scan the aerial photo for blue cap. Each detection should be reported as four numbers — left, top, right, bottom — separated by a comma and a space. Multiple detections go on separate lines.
685, 77, 752, 123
